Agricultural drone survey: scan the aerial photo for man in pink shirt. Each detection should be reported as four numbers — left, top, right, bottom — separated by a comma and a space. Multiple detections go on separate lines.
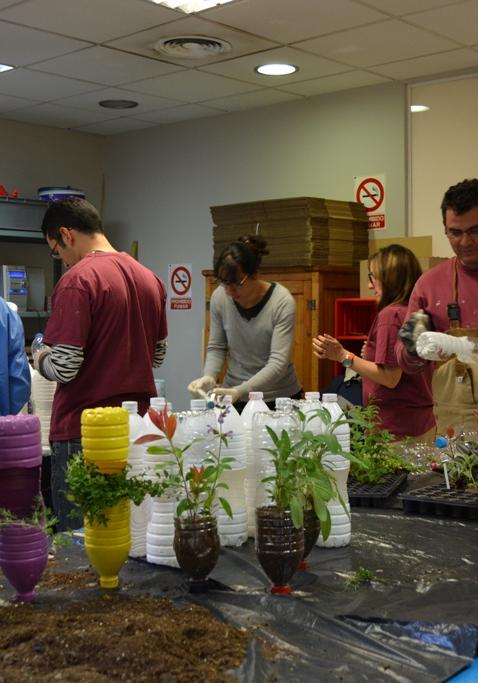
397, 178, 478, 433
34, 198, 168, 529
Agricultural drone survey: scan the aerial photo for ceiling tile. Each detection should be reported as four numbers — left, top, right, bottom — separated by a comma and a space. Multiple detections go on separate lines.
106, 15, 278, 67
0, 92, 36, 112
125, 69, 255, 101
2, 102, 120, 127
359, 0, 466, 15
0, 0, 180, 42
372, 48, 478, 80
200, 46, 349, 86
407, 1, 478, 46
204, 88, 301, 111
294, 19, 459, 68
0, 20, 89, 67
73, 117, 159, 136
30, 46, 183, 86
0, 68, 102, 100
134, 103, 224, 123
203, 0, 387, 43
56, 86, 181, 113
281, 70, 390, 97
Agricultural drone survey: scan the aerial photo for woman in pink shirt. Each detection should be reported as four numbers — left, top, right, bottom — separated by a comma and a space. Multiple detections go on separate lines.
313, 245, 435, 442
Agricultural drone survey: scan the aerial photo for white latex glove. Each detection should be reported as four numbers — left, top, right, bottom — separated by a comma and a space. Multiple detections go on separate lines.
213, 386, 241, 404
187, 375, 215, 397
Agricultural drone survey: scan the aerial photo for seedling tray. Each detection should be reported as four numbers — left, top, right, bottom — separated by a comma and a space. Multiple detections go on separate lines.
399, 483, 478, 520
348, 473, 408, 508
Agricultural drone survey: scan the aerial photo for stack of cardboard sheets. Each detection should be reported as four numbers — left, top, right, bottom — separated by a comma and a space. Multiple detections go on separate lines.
210, 197, 369, 268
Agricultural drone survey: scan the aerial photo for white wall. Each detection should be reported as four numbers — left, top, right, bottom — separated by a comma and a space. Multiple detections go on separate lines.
104, 82, 407, 410
410, 75, 478, 257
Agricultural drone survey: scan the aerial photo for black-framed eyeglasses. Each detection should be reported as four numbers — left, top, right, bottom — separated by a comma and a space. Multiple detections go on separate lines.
216, 273, 249, 289
445, 225, 478, 239
49, 240, 63, 260
367, 272, 375, 285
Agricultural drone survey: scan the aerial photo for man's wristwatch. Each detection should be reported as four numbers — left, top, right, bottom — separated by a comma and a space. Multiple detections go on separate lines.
341, 352, 355, 368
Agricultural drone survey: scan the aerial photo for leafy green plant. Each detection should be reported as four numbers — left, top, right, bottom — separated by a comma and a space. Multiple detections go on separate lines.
0, 497, 57, 535
344, 566, 381, 591
348, 404, 415, 484
262, 407, 361, 539
66, 452, 165, 525
439, 426, 478, 490
136, 404, 235, 520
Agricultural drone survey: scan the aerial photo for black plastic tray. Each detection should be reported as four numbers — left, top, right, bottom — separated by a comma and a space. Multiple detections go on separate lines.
399, 483, 478, 520
348, 473, 408, 508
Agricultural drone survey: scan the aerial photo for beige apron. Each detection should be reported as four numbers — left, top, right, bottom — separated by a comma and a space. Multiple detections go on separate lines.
432, 259, 478, 433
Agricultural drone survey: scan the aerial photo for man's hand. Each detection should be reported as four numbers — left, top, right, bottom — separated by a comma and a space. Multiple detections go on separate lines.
31, 333, 52, 372
213, 386, 241, 404
398, 310, 430, 355
187, 375, 215, 397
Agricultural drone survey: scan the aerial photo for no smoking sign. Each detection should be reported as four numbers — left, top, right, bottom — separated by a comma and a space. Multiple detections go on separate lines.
168, 263, 192, 310
354, 174, 386, 230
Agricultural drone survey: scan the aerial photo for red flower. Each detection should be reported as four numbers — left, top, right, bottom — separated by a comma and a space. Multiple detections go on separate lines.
148, 406, 177, 440
446, 424, 455, 439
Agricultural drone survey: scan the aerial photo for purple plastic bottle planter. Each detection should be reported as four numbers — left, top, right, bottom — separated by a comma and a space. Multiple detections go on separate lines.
0, 525, 48, 601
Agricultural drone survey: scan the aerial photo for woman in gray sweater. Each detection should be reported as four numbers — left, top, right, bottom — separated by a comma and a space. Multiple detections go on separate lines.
188, 235, 302, 412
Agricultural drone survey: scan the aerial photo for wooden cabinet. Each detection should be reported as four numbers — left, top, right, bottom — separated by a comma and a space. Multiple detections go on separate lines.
202, 266, 360, 393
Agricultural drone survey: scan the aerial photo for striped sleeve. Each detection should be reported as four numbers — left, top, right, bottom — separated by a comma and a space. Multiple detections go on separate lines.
39, 344, 84, 383
154, 338, 168, 368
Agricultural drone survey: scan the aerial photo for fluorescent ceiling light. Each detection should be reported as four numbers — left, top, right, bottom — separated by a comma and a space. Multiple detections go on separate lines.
255, 63, 298, 76
149, 0, 234, 12
0, 64, 14, 73
99, 99, 139, 109
410, 104, 430, 113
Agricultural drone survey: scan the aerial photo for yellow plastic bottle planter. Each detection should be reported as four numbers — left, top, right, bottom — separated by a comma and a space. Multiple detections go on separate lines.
84, 501, 131, 589
81, 407, 129, 473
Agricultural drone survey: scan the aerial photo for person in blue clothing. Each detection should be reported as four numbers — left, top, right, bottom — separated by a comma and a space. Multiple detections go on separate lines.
0, 297, 31, 415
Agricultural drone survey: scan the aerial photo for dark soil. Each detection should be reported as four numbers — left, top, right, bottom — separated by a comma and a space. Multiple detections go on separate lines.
0, 565, 251, 683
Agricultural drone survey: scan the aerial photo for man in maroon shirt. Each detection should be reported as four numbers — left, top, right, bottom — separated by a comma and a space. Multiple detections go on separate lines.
397, 178, 478, 433
34, 198, 168, 529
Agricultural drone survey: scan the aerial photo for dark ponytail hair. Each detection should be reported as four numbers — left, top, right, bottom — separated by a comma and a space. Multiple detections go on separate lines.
214, 234, 269, 282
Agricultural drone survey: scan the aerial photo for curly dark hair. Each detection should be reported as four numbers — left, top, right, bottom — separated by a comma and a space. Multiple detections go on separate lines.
440, 178, 478, 225
214, 234, 269, 283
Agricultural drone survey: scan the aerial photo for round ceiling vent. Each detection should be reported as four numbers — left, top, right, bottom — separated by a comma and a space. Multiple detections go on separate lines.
153, 36, 232, 59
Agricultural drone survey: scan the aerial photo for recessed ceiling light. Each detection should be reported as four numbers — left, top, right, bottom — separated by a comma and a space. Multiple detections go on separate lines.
0, 63, 14, 73
255, 63, 298, 76
149, 0, 234, 12
410, 104, 430, 113
99, 99, 139, 110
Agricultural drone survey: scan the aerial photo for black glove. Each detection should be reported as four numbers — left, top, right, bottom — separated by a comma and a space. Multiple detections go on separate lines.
398, 310, 430, 355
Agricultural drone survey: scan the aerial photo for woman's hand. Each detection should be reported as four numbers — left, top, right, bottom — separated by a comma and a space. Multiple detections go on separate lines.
312, 333, 346, 362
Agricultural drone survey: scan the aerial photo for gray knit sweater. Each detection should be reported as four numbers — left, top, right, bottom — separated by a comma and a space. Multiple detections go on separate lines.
203, 282, 301, 402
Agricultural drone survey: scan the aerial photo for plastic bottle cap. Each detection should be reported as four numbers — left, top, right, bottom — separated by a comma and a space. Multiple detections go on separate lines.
275, 397, 292, 409
435, 436, 448, 449
121, 400, 138, 413
249, 391, 264, 400
322, 393, 337, 402
305, 392, 321, 400
190, 399, 207, 410
150, 397, 166, 408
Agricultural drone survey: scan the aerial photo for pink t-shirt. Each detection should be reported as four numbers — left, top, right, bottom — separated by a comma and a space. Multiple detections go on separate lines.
363, 303, 435, 439
44, 252, 167, 440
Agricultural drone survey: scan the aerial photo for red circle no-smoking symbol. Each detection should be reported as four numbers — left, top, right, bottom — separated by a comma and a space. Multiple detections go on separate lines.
171, 266, 191, 296
356, 177, 384, 213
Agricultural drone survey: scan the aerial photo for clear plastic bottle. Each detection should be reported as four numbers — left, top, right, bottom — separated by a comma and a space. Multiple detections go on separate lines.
190, 398, 207, 411
215, 395, 248, 547
122, 401, 148, 558
241, 392, 271, 537
318, 393, 351, 548
302, 391, 324, 435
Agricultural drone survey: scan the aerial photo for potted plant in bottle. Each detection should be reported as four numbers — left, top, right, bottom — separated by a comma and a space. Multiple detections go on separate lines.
256, 407, 356, 593
66, 452, 164, 588
0, 498, 55, 602
136, 404, 234, 588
